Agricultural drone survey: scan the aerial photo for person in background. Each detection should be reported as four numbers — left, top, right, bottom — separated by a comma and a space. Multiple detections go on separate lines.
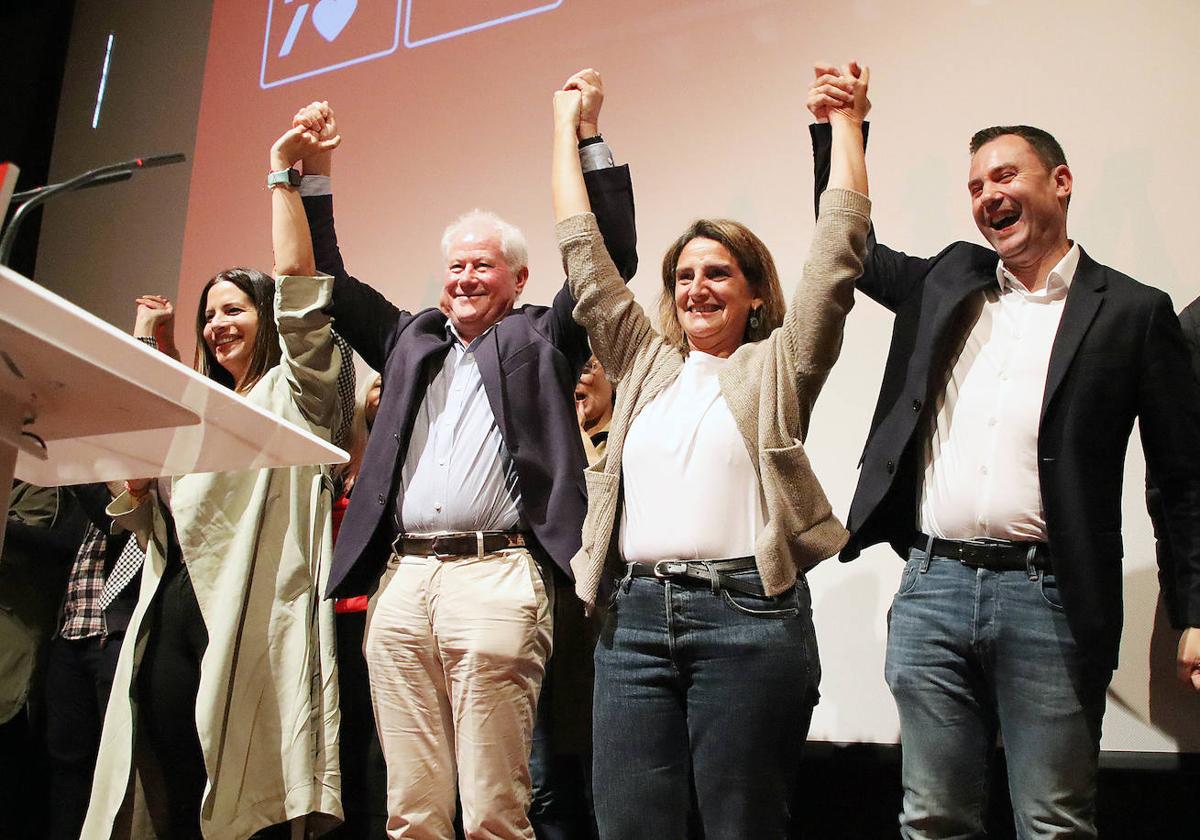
575, 355, 613, 465
529, 354, 617, 840
291, 67, 637, 839
0, 483, 87, 840
550, 63, 871, 838
83, 122, 348, 839
1147, 293, 1200, 691
809, 61, 1200, 837
328, 370, 389, 840
42, 292, 175, 840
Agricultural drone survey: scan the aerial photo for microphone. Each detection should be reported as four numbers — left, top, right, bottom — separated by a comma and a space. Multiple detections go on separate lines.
0, 152, 187, 266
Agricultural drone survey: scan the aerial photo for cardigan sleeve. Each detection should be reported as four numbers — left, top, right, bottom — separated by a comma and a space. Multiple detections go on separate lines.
274, 273, 343, 437
557, 212, 657, 383
780, 188, 871, 425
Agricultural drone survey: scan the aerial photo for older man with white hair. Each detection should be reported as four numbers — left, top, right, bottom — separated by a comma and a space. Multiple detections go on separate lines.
289, 69, 636, 839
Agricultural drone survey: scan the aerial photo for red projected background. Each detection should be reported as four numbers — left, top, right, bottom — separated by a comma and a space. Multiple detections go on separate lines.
179, 0, 1200, 752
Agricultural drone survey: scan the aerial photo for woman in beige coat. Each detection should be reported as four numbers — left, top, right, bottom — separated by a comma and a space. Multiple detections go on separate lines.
550, 68, 871, 838
83, 125, 345, 839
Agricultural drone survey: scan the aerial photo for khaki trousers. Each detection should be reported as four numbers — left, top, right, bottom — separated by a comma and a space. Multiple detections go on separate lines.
365, 548, 553, 840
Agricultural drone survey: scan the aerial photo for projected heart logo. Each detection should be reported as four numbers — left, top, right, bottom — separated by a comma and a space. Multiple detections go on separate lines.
311, 0, 357, 42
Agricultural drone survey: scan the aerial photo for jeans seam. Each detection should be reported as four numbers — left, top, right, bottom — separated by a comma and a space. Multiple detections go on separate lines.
664, 582, 681, 677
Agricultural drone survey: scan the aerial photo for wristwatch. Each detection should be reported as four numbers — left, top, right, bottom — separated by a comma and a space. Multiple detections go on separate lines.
266, 167, 302, 189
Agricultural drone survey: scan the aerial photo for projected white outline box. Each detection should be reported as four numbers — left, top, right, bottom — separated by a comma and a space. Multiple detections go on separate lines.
403, 0, 564, 48
260, 0, 404, 90
259, 0, 564, 89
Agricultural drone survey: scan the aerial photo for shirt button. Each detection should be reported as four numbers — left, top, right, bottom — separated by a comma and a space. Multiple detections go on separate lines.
988, 417, 998, 427
377, 494, 385, 504
980, 466, 988, 475
886, 460, 895, 474
911, 399, 922, 413
434, 503, 443, 512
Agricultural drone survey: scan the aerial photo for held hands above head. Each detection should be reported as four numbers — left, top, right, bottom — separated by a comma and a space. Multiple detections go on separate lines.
270, 113, 341, 174
292, 100, 338, 176
807, 61, 871, 125
553, 88, 583, 135
562, 68, 603, 140
551, 70, 594, 223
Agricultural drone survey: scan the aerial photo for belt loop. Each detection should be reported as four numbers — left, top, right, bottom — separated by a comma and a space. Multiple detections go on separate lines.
920, 533, 934, 573
1025, 545, 1040, 581
476, 531, 485, 559
619, 564, 634, 594
701, 560, 718, 595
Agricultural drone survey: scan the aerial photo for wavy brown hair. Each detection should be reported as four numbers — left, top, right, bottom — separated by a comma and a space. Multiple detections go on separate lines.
193, 268, 281, 391
658, 219, 786, 354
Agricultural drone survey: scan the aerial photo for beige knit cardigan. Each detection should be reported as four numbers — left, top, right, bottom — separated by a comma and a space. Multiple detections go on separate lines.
557, 188, 872, 607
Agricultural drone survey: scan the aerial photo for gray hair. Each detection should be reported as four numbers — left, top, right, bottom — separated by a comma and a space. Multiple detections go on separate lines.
440, 209, 529, 273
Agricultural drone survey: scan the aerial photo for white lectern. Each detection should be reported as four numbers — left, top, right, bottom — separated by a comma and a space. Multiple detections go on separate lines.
0, 264, 348, 555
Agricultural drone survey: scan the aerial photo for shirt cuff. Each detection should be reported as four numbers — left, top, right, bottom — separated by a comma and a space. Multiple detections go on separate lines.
579, 141, 614, 173
300, 174, 332, 197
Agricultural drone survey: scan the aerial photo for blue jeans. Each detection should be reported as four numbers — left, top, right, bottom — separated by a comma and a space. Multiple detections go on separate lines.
885, 546, 1112, 839
591, 569, 820, 839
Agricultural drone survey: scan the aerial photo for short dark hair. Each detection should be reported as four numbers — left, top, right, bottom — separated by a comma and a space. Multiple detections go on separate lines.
193, 267, 281, 391
659, 219, 785, 353
969, 125, 1068, 172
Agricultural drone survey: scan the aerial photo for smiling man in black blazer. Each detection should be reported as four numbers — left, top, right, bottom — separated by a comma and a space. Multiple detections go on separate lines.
288, 70, 636, 838
809, 64, 1200, 838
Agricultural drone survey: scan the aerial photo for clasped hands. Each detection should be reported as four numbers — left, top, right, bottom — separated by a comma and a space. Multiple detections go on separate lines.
806, 61, 871, 125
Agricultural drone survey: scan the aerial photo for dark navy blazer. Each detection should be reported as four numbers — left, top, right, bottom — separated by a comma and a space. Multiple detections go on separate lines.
812, 124, 1200, 669
304, 166, 637, 598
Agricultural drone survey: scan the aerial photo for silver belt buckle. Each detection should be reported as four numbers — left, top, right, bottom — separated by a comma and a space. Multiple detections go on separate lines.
653, 560, 688, 578
430, 534, 454, 560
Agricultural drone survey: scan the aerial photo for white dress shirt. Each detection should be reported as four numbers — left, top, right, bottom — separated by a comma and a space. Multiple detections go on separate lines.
399, 322, 523, 534
619, 350, 765, 562
298, 141, 617, 535
919, 244, 1080, 541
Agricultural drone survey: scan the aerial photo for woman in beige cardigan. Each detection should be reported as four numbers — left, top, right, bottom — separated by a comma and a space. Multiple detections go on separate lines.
83, 124, 345, 839
550, 67, 871, 838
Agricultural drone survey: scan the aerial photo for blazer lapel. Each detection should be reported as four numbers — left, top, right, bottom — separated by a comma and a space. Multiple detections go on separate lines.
1040, 249, 1106, 423
472, 326, 509, 444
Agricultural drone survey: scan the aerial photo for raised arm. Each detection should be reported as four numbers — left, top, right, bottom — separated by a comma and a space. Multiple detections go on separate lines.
269, 124, 345, 434
271, 124, 337, 277
552, 88, 590, 223
782, 63, 873, 436
291, 101, 408, 372
553, 85, 656, 381
807, 64, 931, 312
544, 70, 640, 371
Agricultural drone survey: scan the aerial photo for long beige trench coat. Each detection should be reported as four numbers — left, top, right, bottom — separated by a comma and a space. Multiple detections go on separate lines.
83, 274, 344, 839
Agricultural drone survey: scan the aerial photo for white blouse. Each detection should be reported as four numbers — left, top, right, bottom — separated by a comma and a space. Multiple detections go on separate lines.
619, 350, 765, 562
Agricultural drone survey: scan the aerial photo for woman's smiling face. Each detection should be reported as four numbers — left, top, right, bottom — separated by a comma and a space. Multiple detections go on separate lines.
202, 280, 260, 386
673, 237, 762, 358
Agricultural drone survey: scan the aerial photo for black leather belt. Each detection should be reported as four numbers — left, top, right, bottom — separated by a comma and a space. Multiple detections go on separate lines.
914, 533, 1051, 573
627, 557, 763, 596
393, 531, 526, 558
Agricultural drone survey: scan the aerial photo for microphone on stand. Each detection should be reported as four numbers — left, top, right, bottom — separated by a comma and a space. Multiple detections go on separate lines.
0, 152, 186, 266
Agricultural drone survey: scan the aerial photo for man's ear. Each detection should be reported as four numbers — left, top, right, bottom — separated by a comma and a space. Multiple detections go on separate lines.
514, 267, 530, 296
1054, 164, 1073, 203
